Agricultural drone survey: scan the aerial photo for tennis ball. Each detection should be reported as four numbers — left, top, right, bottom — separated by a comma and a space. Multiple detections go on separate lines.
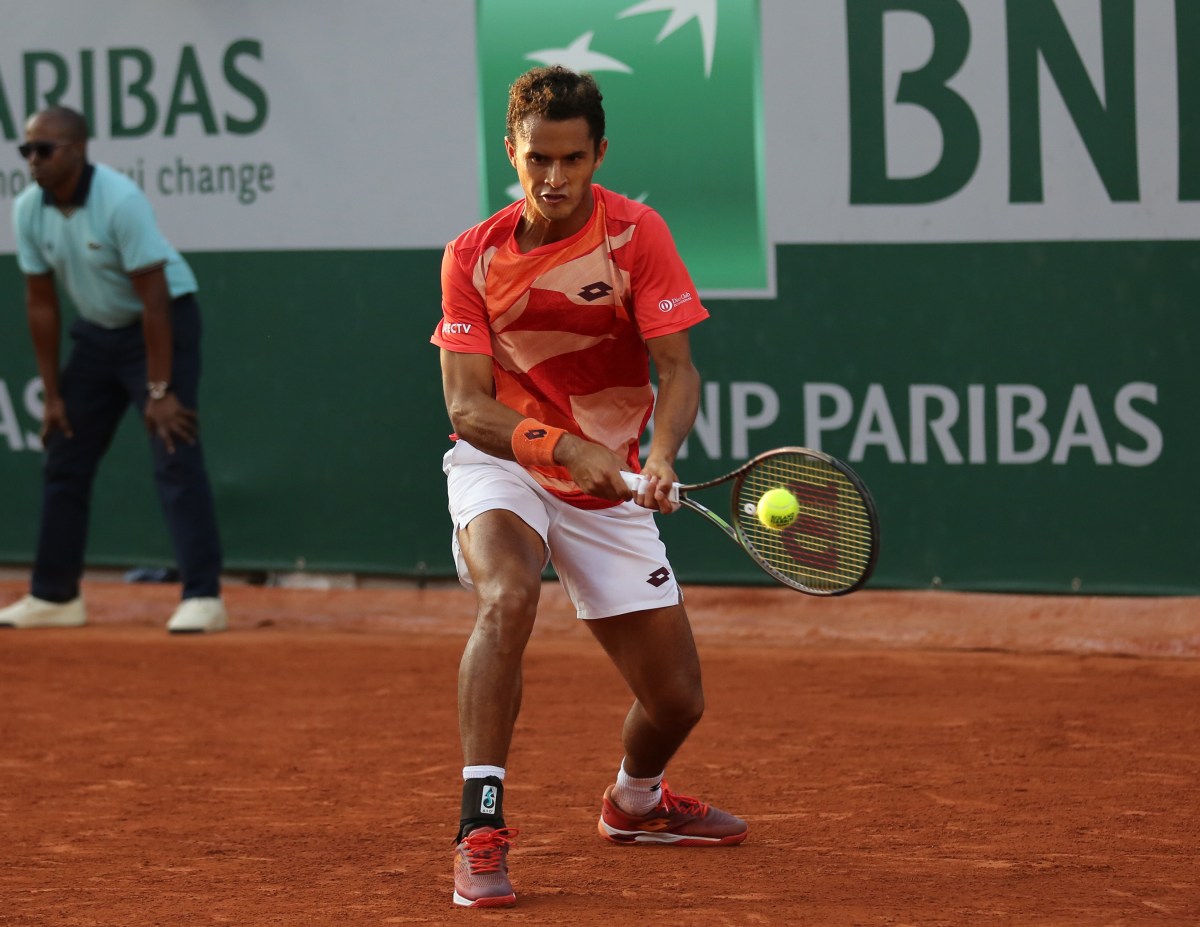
757, 487, 799, 530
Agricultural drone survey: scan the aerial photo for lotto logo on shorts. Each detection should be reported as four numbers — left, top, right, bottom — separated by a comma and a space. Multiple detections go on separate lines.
646, 567, 671, 587
481, 785, 498, 815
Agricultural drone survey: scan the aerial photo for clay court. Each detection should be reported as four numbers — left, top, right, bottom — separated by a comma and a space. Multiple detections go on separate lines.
2, 577, 1198, 926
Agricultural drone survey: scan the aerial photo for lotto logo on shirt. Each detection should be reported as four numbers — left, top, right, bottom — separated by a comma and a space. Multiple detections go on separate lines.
657, 292, 694, 313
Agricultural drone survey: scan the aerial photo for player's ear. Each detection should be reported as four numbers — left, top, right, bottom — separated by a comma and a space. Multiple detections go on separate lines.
594, 137, 608, 169
504, 135, 517, 167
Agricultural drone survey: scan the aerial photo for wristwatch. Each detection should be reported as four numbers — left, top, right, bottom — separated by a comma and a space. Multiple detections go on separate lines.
147, 381, 171, 401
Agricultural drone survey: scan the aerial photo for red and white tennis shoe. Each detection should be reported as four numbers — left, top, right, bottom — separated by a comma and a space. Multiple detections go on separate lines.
598, 782, 748, 846
452, 826, 518, 907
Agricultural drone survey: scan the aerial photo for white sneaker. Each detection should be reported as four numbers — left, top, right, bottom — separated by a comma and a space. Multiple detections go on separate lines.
166, 597, 228, 634
0, 595, 86, 629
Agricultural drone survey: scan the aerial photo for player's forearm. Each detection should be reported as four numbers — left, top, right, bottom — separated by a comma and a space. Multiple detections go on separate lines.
447, 394, 615, 481
645, 360, 700, 469
446, 393, 528, 460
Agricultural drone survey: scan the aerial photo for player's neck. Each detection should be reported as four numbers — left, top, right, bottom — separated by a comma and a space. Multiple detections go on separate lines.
514, 190, 594, 253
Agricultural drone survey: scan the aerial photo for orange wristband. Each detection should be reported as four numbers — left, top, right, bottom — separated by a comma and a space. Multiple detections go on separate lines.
512, 418, 566, 468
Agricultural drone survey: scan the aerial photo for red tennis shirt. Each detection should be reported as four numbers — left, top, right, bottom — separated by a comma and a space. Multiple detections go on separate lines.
432, 185, 708, 508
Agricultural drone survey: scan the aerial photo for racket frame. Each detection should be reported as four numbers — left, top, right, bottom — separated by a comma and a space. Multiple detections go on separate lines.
621, 447, 880, 596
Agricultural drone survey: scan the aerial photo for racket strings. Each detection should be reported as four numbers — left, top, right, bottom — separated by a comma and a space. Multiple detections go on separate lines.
734, 454, 875, 594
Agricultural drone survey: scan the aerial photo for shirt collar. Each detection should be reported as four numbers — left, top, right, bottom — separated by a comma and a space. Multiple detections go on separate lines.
42, 162, 94, 207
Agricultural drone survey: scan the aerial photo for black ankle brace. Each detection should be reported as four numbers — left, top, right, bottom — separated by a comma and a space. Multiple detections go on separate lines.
457, 776, 505, 842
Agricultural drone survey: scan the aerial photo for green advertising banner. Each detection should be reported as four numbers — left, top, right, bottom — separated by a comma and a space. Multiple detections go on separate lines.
2, 238, 1194, 595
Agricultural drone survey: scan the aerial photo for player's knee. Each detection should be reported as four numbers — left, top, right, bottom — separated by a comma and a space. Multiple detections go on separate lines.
473, 585, 539, 644
653, 687, 705, 735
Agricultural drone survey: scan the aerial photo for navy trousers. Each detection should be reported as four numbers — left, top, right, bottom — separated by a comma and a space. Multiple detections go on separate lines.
31, 294, 223, 602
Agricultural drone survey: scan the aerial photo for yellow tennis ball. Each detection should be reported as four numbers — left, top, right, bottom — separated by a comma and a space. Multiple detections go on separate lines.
757, 487, 799, 530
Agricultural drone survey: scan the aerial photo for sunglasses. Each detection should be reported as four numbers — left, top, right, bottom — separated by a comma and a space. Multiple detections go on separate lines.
18, 141, 71, 160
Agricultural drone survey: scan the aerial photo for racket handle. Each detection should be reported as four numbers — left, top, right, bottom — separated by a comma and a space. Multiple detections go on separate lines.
619, 470, 681, 503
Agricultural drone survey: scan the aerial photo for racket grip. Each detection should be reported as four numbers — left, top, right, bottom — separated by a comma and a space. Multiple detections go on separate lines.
619, 471, 681, 503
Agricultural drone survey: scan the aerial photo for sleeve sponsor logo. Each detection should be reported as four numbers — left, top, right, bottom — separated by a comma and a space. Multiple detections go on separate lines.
657, 291, 694, 312
442, 322, 473, 335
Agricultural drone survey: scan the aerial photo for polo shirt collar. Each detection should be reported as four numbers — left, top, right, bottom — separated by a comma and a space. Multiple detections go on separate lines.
42, 162, 94, 207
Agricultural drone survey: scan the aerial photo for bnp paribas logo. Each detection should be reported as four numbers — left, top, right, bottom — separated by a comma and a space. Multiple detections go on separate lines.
477, 0, 768, 296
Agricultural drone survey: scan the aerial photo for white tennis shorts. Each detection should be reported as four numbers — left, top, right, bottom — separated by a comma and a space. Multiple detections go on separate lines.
442, 440, 681, 620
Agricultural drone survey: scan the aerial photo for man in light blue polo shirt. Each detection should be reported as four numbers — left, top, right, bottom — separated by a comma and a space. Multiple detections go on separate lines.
0, 106, 226, 634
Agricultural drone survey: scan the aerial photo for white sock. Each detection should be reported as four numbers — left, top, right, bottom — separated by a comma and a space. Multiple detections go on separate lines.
462, 765, 505, 781
611, 762, 664, 816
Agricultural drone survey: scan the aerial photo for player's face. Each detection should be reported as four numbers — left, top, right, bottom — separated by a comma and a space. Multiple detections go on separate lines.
22, 113, 84, 195
506, 115, 607, 242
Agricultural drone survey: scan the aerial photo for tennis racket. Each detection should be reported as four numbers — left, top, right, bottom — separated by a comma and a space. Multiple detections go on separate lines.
621, 447, 880, 596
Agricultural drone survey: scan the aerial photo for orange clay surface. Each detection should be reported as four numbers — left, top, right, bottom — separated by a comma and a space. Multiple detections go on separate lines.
2, 577, 1198, 926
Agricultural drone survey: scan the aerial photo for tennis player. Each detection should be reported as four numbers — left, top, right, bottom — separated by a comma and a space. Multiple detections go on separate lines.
432, 66, 747, 909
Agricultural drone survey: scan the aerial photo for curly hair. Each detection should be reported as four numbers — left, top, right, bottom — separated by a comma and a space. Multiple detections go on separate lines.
506, 66, 605, 151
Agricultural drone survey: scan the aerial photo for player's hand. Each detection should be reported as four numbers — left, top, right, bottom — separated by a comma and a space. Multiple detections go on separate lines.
40, 397, 74, 442
633, 459, 682, 514
555, 435, 634, 501
143, 393, 197, 454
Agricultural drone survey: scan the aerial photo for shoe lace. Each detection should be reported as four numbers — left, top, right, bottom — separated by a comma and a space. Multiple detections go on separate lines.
462, 827, 518, 873
659, 783, 708, 817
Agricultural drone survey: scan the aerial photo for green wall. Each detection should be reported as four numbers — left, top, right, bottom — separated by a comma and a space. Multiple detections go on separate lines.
1, 241, 1196, 593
